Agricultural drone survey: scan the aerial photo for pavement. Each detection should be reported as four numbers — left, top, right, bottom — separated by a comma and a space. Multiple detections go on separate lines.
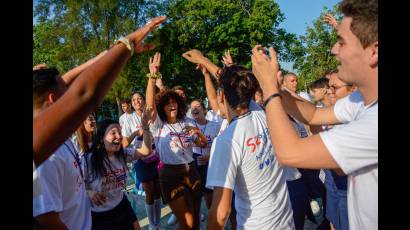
126, 191, 317, 230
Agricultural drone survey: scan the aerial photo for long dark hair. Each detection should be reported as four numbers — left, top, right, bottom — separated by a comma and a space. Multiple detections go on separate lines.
155, 89, 186, 122
88, 119, 127, 181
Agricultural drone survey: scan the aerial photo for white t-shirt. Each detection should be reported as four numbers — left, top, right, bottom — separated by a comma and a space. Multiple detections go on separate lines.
320, 91, 377, 230
84, 148, 136, 212
119, 112, 143, 148
150, 116, 198, 165
33, 161, 41, 197
192, 120, 221, 165
206, 110, 223, 123
298, 91, 312, 102
281, 120, 306, 181
218, 119, 229, 136
71, 134, 92, 157
207, 110, 294, 229
216, 101, 262, 137
33, 140, 91, 230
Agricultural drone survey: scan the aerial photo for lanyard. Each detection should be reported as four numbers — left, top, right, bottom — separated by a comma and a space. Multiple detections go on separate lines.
229, 111, 251, 124
63, 142, 84, 180
195, 121, 208, 155
167, 121, 186, 155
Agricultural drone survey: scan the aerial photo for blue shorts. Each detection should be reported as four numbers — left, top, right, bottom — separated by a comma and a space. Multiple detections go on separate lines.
133, 160, 159, 183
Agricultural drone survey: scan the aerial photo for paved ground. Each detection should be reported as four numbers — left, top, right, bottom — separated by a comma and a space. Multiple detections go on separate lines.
126, 191, 317, 230
125, 164, 317, 230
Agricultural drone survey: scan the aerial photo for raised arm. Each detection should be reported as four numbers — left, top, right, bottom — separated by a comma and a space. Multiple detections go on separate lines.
61, 50, 108, 86
281, 89, 339, 125
221, 50, 234, 67
323, 14, 338, 29
133, 108, 153, 158
251, 45, 339, 169
33, 16, 167, 166
122, 129, 143, 148
197, 64, 219, 113
145, 52, 161, 123
182, 49, 222, 80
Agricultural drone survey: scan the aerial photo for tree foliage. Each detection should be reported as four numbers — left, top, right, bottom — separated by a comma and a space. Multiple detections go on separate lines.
33, 0, 301, 117
293, 5, 342, 91
34, 0, 166, 117
153, 0, 299, 101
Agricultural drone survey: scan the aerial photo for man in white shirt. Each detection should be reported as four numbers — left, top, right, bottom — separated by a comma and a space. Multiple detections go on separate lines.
250, 0, 378, 229
33, 140, 92, 230
182, 49, 295, 229
33, 65, 93, 229
205, 65, 294, 230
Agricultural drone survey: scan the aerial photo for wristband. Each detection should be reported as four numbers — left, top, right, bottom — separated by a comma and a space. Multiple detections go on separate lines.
114, 37, 134, 56
263, 92, 282, 108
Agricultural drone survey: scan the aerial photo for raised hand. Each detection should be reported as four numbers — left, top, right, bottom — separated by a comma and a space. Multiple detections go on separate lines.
196, 64, 210, 76
251, 45, 280, 93
142, 107, 154, 128
221, 50, 234, 67
149, 52, 161, 74
127, 16, 167, 53
182, 49, 206, 64
323, 14, 338, 29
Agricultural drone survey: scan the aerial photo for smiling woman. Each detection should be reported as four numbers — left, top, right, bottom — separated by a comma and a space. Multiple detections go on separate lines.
145, 52, 208, 229
84, 114, 152, 230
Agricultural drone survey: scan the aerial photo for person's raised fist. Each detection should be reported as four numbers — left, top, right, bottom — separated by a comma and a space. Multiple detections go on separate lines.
182, 49, 205, 64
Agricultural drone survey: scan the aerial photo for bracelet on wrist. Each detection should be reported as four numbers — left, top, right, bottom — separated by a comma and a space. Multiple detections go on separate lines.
146, 72, 162, 79
263, 92, 282, 108
114, 37, 134, 56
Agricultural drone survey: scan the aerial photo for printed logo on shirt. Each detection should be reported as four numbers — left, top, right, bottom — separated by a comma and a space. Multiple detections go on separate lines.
245, 128, 275, 171
169, 132, 194, 149
101, 168, 126, 192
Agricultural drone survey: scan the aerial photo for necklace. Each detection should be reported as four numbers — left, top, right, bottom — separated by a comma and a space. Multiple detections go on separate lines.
63, 142, 84, 180
229, 111, 251, 124
167, 121, 186, 155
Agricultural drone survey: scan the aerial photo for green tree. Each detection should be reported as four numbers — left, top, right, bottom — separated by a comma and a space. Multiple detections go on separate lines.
33, 0, 300, 117
153, 0, 299, 101
293, 5, 342, 91
33, 0, 166, 118
33, 21, 61, 67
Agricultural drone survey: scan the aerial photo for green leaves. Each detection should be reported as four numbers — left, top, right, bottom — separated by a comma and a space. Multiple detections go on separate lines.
293, 5, 341, 91
33, 0, 300, 118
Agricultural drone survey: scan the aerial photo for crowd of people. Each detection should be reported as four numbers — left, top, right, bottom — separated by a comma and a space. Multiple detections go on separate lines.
33, 0, 378, 229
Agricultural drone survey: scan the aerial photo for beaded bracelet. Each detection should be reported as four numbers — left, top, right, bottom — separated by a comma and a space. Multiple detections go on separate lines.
146, 72, 162, 79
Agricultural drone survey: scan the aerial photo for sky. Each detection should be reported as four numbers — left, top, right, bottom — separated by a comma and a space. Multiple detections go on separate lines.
275, 0, 340, 72
34, 0, 340, 72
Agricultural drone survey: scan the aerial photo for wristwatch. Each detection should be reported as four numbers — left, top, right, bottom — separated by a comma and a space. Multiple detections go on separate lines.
115, 37, 134, 56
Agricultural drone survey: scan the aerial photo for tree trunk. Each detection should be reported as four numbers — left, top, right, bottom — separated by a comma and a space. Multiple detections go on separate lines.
116, 96, 123, 119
